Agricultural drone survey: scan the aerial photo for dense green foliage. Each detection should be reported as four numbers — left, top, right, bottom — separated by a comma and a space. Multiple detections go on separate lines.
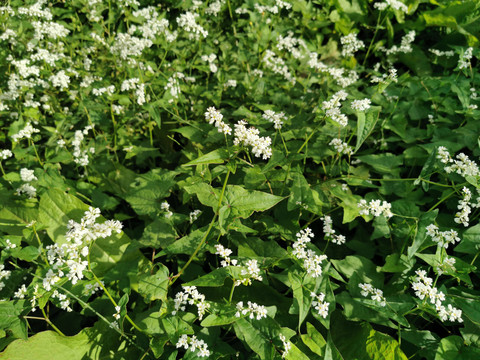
0, 0, 480, 359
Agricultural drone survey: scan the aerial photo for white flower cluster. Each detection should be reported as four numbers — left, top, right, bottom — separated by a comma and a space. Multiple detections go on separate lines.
308, 53, 359, 87
437, 147, 479, 178
279, 334, 291, 359
45, 207, 123, 289
276, 31, 307, 59
201, 54, 218, 73
340, 33, 365, 57
172, 286, 210, 320
224, 79, 237, 88
189, 209, 202, 224
5, 239, 16, 250
458, 47, 473, 70
311, 292, 329, 318
455, 187, 472, 227
177, 12, 208, 39
425, 224, 460, 249
215, 244, 263, 286
205, 0, 224, 16
436, 257, 456, 275
234, 120, 272, 160
351, 98, 371, 112
0, 264, 11, 291
322, 90, 349, 127
11, 122, 40, 142
0, 149, 13, 160
16, 168, 38, 199
371, 68, 398, 84
165, 72, 185, 99
379, 31, 415, 55
32, 20, 70, 40
92, 85, 115, 97
17, 0, 53, 20
411, 270, 462, 322
204, 106, 232, 135
262, 110, 286, 130
263, 50, 295, 85
254, 0, 292, 15
110, 33, 153, 60
429, 49, 454, 57
374, 0, 408, 13
49, 70, 70, 91
72, 125, 95, 166
329, 138, 353, 156
176, 334, 210, 357
359, 283, 386, 307
292, 228, 328, 277
161, 201, 173, 219
129, 7, 170, 41
52, 290, 72, 312
321, 215, 346, 244
358, 199, 393, 218
235, 301, 267, 320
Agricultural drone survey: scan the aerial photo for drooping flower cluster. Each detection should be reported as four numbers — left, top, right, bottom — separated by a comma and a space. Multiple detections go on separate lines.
172, 286, 210, 320
340, 33, 365, 57
425, 225, 460, 249
373, 0, 408, 13
176, 334, 210, 357
358, 199, 393, 218
44, 207, 123, 289
455, 187, 472, 227
201, 53, 218, 73
308, 53, 359, 87
233, 120, 272, 160
0, 264, 11, 291
311, 292, 329, 318
176, 12, 208, 39
276, 31, 307, 59
0, 149, 12, 160
279, 334, 291, 359
322, 90, 349, 127
235, 301, 268, 320
321, 215, 346, 245
72, 125, 95, 166
411, 270, 462, 322
204, 106, 232, 135
189, 209, 202, 224
262, 110, 286, 130
359, 283, 386, 307
435, 257, 456, 275
329, 138, 353, 156
292, 228, 328, 277
161, 201, 173, 219
379, 31, 415, 55
263, 50, 295, 84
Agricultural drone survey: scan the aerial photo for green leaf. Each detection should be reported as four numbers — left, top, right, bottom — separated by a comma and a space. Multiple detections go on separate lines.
301, 322, 326, 356
184, 267, 229, 287
0, 301, 27, 341
183, 149, 229, 166
455, 223, 480, 254
287, 171, 323, 213
435, 336, 480, 360
137, 264, 170, 302
233, 317, 278, 360
140, 219, 177, 249
124, 169, 177, 217
355, 106, 380, 153
288, 271, 319, 328
357, 153, 403, 177
222, 185, 284, 218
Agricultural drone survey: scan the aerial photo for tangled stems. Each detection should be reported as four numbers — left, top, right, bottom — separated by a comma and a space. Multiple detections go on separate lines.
170, 168, 231, 285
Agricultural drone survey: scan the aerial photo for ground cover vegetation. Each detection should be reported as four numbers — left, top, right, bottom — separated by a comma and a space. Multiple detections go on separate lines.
0, 0, 479, 358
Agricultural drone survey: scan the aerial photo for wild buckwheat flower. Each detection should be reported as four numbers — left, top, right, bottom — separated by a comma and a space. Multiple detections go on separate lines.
458, 47, 473, 70
379, 31, 415, 55
205, 106, 232, 135
444, 152, 479, 178
235, 301, 268, 320
341, 33, 365, 57
454, 187, 472, 227
358, 199, 393, 218
263, 50, 295, 85
11, 122, 40, 142
322, 91, 349, 127
429, 49, 454, 57
14, 284, 28, 299
20, 168, 37, 182
0, 149, 13, 160
437, 146, 450, 164
189, 209, 202, 224
49, 70, 70, 91
161, 201, 173, 219
374, 0, 408, 13
276, 31, 308, 59
262, 110, 286, 130
425, 224, 460, 249
16, 184, 37, 198
359, 283, 386, 306
292, 228, 328, 277
411, 269, 462, 323
176, 335, 210, 357
311, 292, 330, 318
233, 120, 272, 159
321, 215, 346, 244
172, 286, 210, 320
201, 54, 218, 73
215, 244, 238, 267
351, 98, 371, 112
436, 257, 456, 275
0, 264, 11, 291
329, 138, 353, 156
279, 334, 291, 358
236, 259, 263, 286
177, 12, 208, 39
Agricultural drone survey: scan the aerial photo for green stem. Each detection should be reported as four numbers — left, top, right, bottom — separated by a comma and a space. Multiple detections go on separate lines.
0, 161, 5, 177
228, 282, 236, 303
41, 308, 65, 336
363, 12, 384, 66
30, 140, 44, 166
171, 169, 231, 285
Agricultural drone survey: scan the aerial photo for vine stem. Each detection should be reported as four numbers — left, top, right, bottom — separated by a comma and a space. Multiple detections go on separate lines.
41, 308, 65, 336
170, 169, 231, 285
87, 253, 143, 333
